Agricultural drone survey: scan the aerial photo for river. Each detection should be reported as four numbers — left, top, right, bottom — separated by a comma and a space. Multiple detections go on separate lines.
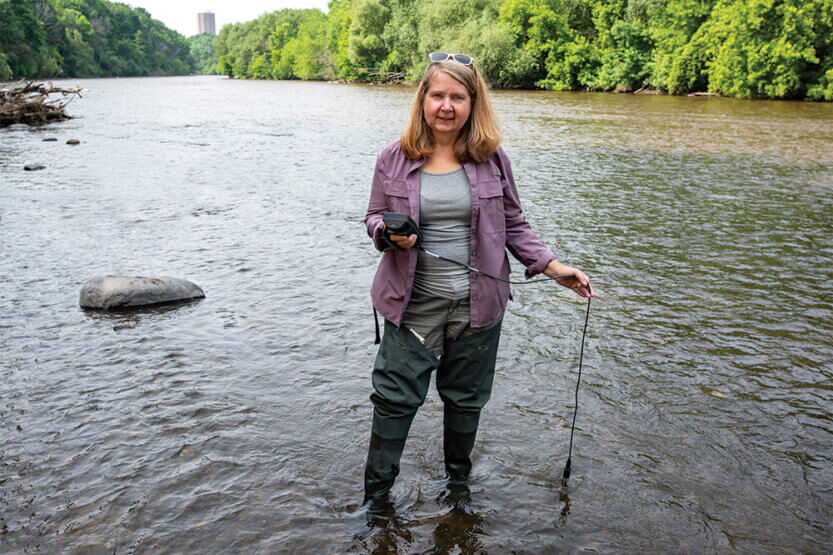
1, 75, 831, 552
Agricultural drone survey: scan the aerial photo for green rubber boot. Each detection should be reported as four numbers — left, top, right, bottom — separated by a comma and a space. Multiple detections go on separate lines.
436, 319, 502, 483
363, 431, 407, 510
443, 425, 478, 482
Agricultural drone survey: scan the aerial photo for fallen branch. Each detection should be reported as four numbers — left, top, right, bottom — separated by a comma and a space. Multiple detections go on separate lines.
0, 81, 84, 127
356, 68, 405, 84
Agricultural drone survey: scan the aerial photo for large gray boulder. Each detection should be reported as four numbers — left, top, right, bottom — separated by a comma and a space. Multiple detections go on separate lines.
79, 275, 205, 310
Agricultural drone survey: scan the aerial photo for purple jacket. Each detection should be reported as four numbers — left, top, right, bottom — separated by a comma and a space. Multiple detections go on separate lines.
365, 140, 556, 328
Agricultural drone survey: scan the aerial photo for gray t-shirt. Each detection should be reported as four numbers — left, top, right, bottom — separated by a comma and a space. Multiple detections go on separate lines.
413, 167, 472, 299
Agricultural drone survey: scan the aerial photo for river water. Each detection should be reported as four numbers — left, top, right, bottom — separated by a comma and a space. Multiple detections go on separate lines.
1, 76, 831, 552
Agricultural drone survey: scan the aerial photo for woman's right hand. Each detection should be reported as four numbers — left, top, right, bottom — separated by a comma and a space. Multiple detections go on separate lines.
383, 224, 418, 249
388, 232, 418, 249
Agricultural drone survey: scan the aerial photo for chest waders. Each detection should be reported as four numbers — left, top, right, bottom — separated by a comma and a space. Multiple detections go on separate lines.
363, 319, 502, 509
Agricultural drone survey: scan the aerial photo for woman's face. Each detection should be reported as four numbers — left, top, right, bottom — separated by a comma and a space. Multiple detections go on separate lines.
422, 70, 472, 141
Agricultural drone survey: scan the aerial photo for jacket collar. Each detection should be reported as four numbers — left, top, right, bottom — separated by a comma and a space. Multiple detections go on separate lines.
404, 156, 425, 176
405, 156, 479, 182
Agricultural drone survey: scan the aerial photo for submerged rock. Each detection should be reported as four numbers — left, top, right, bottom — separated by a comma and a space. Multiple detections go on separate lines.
42, 137, 58, 142
24, 164, 45, 171
66, 139, 80, 145
79, 275, 205, 310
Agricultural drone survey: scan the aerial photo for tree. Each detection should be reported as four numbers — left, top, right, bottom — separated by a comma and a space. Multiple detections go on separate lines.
348, 0, 390, 72
702, 0, 833, 98
325, 0, 356, 79
0, 0, 53, 77
646, 0, 715, 93
189, 32, 219, 75
0, 0, 194, 78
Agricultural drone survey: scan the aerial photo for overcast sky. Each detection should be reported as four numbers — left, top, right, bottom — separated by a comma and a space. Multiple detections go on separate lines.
122, 1, 330, 37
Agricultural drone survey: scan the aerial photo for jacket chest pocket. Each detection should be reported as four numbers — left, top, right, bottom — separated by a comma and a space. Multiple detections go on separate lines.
477, 179, 505, 233
384, 179, 410, 214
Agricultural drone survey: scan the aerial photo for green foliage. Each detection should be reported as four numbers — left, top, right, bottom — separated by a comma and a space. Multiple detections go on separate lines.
0, 0, 194, 79
646, 0, 715, 93
413, 0, 538, 86
289, 14, 329, 79
378, 0, 419, 77
2, 0, 831, 100
498, 0, 600, 90
0, 0, 53, 78
189, 32, 219, 75
213, 0, 539, 86
59, 7, 98, 75
271, 10, 328, 79
701, 0, 833, 98
0, 52, 13, 81
348, 0, 391, 73
521, 0, 832, 98
325, 0, 356, 78
807, 67, 833, 100
215, 9, 328, 80
591, 1, 654, 90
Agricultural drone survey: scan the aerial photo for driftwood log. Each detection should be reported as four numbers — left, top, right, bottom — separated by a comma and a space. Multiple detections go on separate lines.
357, 68, 405, 84
0, 81, 83, 127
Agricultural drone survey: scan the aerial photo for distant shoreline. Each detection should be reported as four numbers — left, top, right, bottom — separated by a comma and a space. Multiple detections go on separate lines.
6, 75, 832, 104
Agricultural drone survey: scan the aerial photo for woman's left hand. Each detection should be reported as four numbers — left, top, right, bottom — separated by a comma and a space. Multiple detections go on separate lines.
544, 260, 595, 298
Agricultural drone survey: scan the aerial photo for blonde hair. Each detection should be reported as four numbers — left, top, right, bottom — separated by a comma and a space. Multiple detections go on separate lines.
400, 60, 501, 163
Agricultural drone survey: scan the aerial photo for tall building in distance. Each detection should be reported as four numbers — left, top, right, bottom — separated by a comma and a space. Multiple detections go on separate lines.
197, 12, 216, 35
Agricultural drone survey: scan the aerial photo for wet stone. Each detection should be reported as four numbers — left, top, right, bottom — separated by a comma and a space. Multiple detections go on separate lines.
24, 164, 45, 171
66, 139, 80, 145
42, 138, 58, 142
79, 275, 205, 310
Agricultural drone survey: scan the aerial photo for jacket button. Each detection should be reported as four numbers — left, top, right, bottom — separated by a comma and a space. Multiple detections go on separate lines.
472, 296, 477, 302
472, 249, 477, 256
472, 182, 477, 187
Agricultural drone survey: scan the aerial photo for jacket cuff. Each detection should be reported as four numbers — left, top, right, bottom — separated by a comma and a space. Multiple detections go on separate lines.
525, 252, 556, 280
372, 220, 389, 251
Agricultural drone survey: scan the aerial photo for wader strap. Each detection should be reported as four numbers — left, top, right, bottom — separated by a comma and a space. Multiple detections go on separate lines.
373, 306, 381, 344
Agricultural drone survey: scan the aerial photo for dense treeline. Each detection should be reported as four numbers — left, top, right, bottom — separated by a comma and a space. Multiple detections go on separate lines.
215, 0, 833, 100
3, 0, 830, 99
0, 0, 193, 79
189, 32, 220, 75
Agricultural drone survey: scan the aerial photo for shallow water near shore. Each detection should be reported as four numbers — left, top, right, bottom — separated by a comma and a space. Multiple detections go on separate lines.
1, 75, 832, 552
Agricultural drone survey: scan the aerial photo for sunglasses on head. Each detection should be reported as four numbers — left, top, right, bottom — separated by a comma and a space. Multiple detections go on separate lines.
428, 52, 474, 66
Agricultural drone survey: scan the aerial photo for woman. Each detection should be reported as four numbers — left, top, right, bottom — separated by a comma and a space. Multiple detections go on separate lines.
363, 53, 593, 509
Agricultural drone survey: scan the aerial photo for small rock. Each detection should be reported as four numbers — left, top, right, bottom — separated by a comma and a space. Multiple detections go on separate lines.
42, 137, 58, 142
80, 275, 205, 310
66, 139, 80, 145
709, 390, 725, 398
24, 164, 45, 171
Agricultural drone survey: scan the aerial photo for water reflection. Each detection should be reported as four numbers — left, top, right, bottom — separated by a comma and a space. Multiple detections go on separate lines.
354, 484, 489, 554
431, 508, 488, 554
353, 506, 414, 553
